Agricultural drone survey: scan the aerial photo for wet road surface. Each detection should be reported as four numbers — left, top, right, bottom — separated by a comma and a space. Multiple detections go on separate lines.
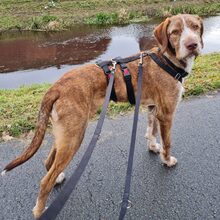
0, 92, 220, 220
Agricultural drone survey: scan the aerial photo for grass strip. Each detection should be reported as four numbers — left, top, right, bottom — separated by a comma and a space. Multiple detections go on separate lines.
0, 53, 219, 138
0, 0, 220, 31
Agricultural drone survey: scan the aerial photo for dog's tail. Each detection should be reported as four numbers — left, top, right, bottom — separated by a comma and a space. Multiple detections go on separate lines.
1, 89, 59, 175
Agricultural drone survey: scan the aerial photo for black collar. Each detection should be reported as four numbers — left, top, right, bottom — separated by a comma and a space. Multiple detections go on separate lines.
148, 52, 189, 83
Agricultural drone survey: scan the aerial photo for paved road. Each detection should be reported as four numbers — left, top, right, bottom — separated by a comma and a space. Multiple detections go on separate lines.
1, 93, 220, 220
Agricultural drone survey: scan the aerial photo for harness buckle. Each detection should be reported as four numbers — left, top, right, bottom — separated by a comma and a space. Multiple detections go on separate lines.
111, 59, 117, 71
123, 68, 130, 76
119, 63, 130, 77
175, 73, 181, 80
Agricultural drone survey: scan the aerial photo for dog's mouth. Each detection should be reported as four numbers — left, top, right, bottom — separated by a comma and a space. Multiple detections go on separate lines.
178, 49, 201, 61
189, 49, 200, 57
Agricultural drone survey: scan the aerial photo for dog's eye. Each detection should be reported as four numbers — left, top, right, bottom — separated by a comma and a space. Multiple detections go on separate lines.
192, 24, 199, 30
171, 29, 180, 35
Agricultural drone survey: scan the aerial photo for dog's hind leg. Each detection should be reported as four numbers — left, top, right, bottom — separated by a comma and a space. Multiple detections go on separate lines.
44, 144, 64, 185
145, 108, 161, 153
45, 145, 56, 171
32, 120, 87, 219
158, 115, 177, 167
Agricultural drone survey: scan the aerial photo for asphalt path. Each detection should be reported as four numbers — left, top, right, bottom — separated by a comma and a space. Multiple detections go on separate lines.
1, 92, 220, 220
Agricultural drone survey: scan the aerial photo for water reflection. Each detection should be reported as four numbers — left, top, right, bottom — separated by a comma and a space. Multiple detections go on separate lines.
0, 29, 111, 73
202, 16, 220, 54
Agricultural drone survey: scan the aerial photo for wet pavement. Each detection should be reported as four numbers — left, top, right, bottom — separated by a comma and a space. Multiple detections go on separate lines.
0, 93, 220, 220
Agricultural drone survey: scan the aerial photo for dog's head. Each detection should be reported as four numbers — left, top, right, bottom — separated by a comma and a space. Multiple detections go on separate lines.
154, 14, 204, 60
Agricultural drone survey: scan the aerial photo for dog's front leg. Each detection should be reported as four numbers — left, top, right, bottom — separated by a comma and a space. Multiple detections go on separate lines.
159, 116, 177, 167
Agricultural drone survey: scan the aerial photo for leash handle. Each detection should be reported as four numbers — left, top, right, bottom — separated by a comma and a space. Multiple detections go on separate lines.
119, 57, 143, 220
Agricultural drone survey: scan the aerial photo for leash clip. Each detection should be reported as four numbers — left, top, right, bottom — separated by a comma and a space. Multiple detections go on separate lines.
110, 59, 117, 75
139, 52, 143, 65
111, 59, 117, 70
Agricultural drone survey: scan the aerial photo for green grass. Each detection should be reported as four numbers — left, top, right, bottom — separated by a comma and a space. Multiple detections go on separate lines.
0, 84, 51, 137
0, 16, 22, 30
84, 12, 120, 25
84, 10, 148, 25
156, 3, 220, 18
29, 15, 59, 30
0, 53, 219, 138
185, 53, 220, 96
0, 0, 220, 30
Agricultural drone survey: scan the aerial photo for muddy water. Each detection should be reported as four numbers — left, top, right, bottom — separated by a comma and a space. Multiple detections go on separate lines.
0, 16, 220, 89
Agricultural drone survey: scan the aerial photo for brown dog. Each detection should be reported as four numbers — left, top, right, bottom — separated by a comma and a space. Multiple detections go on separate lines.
2, 14, 203, 218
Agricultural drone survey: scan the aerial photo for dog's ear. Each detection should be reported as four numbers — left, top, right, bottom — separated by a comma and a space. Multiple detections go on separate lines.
200, 20, 204, 48
154, 18, 170, 53
196, 15, 204, 48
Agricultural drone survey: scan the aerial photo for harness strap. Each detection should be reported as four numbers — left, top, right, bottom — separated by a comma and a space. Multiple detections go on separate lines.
149, 53, 188, 83
103, 65, 117, 102
113, 51, 149, 64
119, 62, 136, 105
39, 70, 115, 220
97, 62, 117, 102
119, 54, 144, 220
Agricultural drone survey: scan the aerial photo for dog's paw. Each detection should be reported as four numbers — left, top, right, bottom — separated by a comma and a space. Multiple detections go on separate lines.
148, 142, 161, 153
164, 156, 177, 167
1, 170, 6, 176
144, 132, 149, 139
32, 205, 48, 219
160, 150, 177, 167
32, 206, 42, 219
55, 172, 65, 184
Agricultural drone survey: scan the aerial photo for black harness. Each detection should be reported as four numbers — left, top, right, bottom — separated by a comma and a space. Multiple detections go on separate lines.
96, 50, 188, 104
96, 52, 149, 104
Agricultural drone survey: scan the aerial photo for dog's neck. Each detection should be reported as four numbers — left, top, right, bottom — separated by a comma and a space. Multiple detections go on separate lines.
163, 51, 195, 73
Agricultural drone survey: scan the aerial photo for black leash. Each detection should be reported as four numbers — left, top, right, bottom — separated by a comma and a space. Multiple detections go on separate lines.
119, 53, 144, 220
39, 62, 116, 220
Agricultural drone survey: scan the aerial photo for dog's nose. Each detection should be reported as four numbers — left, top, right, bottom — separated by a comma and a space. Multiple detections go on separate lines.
186, 42, 198, 51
